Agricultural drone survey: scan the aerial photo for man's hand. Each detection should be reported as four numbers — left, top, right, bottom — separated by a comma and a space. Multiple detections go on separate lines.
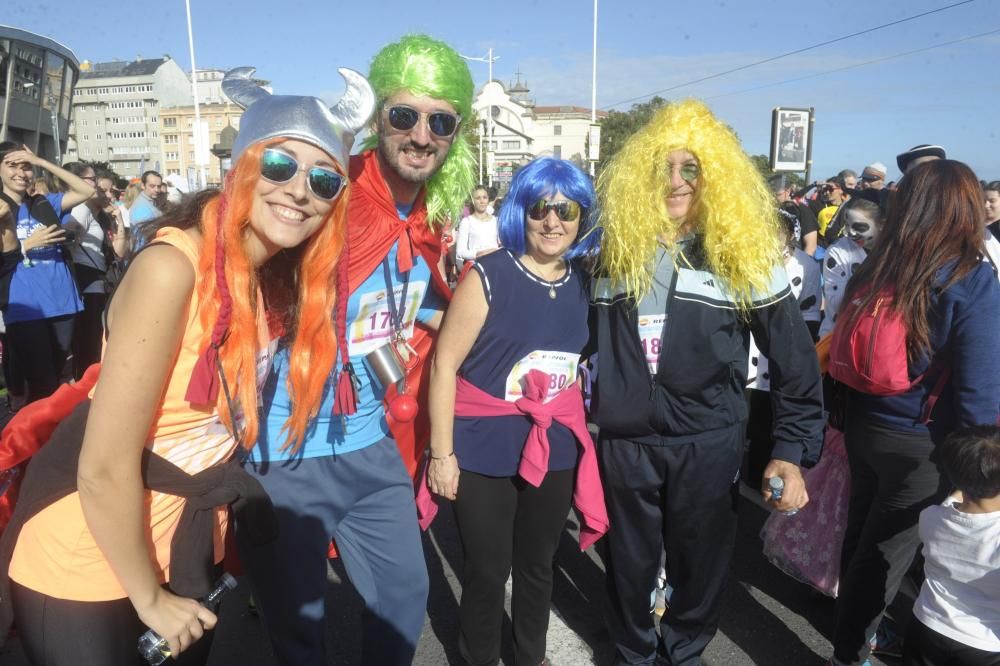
762, 459, 808, 513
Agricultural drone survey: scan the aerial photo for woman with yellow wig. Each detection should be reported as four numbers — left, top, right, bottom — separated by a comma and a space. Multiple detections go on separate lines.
589, 99, 824, 665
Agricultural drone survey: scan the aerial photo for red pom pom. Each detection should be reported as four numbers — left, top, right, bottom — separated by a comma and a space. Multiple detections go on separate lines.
389, 394, 418, 422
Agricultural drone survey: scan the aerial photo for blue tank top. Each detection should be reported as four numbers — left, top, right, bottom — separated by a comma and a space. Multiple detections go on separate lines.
454, 249, 588, 476
256, 238, 444, 462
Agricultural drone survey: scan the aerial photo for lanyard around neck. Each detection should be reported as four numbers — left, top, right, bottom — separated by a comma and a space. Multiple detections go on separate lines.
381, 257, 411, 338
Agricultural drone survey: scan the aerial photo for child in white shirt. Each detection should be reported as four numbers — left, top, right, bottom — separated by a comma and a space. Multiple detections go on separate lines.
905, 425, 1000, 666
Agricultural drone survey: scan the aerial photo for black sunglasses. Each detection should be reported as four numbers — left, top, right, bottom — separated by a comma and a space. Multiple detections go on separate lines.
528, 199, 582, 222
260, 149, 345, 201
385, 105, 461, 138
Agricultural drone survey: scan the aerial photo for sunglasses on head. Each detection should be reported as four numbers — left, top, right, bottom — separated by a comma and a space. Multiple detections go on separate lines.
260, 149, 345, 201
385, 105, 461, 138
528, 199, 582, 222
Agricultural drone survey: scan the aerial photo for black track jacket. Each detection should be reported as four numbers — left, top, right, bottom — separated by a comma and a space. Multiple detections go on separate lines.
588, 242, 824, 466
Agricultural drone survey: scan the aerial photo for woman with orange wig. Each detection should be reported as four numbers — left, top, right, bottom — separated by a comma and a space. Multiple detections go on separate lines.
2, 67, 375, 665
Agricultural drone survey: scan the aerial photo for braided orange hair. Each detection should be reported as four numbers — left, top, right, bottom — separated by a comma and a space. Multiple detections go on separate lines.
194, 139, 347, 450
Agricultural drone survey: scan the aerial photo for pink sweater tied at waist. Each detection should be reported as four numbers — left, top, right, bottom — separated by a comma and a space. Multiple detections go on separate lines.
416, 369, 609, 551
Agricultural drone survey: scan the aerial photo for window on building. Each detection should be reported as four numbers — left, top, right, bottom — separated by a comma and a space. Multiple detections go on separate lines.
164, 117, 177, 127
189, 151, 195, 160
553, 145, 562, 159
164, 135, 178, 144
554, 125, 562, 136
502, 140, 519, 150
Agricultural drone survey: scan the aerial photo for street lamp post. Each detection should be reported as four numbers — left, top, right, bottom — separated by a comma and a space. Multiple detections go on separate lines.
590, 0, 599, 177
460, 49, 500, 187
185, 0, 207, 190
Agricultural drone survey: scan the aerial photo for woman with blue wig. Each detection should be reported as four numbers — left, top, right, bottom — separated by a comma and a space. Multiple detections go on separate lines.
426, 156, 608, 666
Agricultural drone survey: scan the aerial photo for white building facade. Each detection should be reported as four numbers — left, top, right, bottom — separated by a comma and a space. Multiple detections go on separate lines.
66, 56, 190, 177
472, 77, 605, 189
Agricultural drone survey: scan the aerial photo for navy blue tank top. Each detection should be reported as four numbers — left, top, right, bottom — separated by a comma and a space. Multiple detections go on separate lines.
454, 249, 588, 476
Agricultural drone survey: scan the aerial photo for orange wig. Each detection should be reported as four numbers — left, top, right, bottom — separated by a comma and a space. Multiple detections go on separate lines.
194, 139, 348, 451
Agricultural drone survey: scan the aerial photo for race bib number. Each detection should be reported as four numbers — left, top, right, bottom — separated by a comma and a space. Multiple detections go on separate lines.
638, 314, 666, 374
504, 350, 580, 403
348, 280, 427, 356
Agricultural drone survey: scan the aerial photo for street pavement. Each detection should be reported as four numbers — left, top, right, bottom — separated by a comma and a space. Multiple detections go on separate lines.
0, 485, 895, 665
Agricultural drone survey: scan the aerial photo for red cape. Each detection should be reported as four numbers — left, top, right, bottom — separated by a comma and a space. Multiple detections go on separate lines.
346, 150, 451, 478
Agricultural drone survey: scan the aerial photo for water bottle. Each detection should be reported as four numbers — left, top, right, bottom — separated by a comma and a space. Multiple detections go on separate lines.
767, 476, 798, 516
137, 573, 238, 665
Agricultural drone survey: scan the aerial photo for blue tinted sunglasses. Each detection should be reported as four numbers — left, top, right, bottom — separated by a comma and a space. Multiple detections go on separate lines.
260, 149, 345, 201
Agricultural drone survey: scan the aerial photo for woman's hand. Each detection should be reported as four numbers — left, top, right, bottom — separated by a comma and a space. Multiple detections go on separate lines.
22, 225, 65, 252
428, 454, 460, 500
3, 145, 39, 169
135, 588, 217, 659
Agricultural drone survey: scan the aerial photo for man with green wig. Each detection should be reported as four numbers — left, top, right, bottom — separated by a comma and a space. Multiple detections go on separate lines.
241, 34, 475, 665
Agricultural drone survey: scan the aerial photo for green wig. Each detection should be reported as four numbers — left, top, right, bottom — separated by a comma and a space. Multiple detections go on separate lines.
363, 34, 476, 227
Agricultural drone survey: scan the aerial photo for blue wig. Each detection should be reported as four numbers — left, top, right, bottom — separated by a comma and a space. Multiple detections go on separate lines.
498, 157, 601, 260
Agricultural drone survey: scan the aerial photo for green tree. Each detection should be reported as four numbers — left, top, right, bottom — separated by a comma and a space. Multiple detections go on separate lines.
750, 154, 804, 188
597, 96, 668, 172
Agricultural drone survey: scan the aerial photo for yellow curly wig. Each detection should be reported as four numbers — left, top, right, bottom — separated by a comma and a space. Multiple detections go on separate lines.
597, 99, 782, 309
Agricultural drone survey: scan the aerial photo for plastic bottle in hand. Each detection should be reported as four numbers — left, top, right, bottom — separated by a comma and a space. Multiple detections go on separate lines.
767, 476, 798, 516
137, 573, 238, 665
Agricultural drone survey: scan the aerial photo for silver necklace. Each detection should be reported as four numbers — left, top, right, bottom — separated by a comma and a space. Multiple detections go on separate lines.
523, 256, 563, 299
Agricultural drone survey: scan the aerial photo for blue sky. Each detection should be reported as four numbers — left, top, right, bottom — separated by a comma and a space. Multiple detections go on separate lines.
7, 0, 999, 181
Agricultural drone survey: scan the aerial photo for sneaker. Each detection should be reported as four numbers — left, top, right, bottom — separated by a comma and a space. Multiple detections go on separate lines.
872, 619, 903, 659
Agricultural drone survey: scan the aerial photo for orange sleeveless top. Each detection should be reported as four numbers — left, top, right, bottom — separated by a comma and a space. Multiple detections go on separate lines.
10, 227, 264, 601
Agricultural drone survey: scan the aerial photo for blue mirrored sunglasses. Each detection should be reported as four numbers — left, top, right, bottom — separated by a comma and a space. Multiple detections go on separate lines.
260, 149, 345, 201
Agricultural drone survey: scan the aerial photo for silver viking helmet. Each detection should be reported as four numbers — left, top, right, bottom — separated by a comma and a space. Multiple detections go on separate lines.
222, 67, 375, 169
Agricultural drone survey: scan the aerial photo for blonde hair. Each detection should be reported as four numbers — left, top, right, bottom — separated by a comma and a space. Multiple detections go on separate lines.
123, 182, 142, 209
597, 99, 782, 308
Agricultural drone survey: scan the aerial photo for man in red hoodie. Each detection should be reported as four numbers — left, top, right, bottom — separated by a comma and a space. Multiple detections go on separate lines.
241, 34, 476, 666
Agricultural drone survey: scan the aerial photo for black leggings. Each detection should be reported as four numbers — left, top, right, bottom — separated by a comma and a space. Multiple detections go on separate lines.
12, 580, 216, 666
72, 292, 107, 379
452, 468, 575, 666
4, 314, 75, 403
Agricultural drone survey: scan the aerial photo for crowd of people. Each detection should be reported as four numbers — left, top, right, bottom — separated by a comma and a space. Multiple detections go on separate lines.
0, 32, 997, 666
0, 142, 184, 414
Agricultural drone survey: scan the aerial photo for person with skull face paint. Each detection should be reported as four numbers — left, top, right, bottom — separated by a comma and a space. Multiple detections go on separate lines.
819, 197, 883, 338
